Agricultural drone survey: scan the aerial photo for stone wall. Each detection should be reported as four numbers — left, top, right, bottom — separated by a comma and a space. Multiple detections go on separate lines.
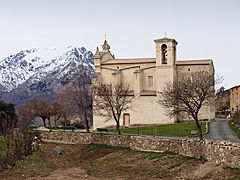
40, 132, 240, 168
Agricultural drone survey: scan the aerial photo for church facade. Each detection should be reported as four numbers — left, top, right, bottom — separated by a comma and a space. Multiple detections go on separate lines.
92, 38, 215, 129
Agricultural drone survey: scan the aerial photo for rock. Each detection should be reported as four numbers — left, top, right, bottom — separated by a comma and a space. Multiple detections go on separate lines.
33, 136, 39, 140
32, 142, 38, 151
53, 146, 63, 155
191, 130, 198, 135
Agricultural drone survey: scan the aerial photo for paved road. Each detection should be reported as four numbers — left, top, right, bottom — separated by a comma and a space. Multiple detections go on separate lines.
203, 118, 240, 143
123, 118, 240, 144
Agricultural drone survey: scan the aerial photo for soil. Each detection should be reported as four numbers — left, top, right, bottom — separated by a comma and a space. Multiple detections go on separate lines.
0, 142, 239, 180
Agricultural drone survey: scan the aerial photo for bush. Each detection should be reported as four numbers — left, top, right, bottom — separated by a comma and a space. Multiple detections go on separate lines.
232, 111, 240, 126
72, 121, 85, 129
60, 119, 71, 127
0, 100, 17, 136
0, 129, 37, 171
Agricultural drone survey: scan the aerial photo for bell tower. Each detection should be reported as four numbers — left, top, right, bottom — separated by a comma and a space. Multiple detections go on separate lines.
154, 37, 178, 66
155, 37, 178, 123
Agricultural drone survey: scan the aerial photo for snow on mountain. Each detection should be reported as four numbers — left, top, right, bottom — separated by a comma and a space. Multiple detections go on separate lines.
0, 46, 94, 92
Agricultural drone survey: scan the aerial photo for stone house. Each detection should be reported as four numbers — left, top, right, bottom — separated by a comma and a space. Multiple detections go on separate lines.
215, 89, 230, 118
92, 38, 215, 129
230, 85, 240, 115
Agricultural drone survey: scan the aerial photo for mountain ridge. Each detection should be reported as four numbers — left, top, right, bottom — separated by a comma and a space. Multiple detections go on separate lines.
0, 46, 94, 107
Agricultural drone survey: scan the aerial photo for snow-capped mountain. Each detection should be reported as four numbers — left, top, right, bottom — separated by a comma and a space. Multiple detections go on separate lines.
0, 46, 94, 92
0, 46, 94, 107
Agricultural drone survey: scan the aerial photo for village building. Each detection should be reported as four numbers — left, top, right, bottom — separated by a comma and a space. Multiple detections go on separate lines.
92, 38, 215, 129
230, 85, 240, 115
215, 89, 230, 118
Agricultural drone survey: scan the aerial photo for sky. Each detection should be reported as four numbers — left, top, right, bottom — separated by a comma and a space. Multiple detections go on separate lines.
0, 0, 239, 89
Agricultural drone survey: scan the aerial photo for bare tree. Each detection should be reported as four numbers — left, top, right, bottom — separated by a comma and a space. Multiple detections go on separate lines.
157, 71, 221, 140
26, 99, 54, 129
93, 82, 134, 135
55, 89, 75, 127
17, 100, 35, 129
65, 65, 92, 133
50, 100, 63, 128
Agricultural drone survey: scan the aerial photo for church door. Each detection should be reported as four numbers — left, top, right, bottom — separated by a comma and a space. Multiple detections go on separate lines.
123, 113, 130, 127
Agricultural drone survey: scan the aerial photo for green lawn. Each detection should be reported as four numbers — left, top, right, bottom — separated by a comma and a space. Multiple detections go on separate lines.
228, 120, 240, 138
109, 122, 207, 137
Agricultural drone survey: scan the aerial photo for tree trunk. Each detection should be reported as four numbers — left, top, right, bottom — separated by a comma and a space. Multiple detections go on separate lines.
54, 116, 60, 129
84, 113, 90, 133
195, 115, 203, 140
116, 121, 121, 135
48, 118, 51, 130
54, 120, 57, 129
42, 117, 46, 127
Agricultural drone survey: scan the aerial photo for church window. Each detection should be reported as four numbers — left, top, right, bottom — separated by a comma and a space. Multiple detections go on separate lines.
188, 68, 190, 71
161, 44, 168, 64
148, 76, 153, 86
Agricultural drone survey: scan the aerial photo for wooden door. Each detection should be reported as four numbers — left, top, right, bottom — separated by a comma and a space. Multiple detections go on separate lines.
123, 114, 130, 127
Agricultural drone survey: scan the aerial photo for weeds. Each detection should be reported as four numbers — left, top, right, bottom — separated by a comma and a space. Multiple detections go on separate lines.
225, 166, 240, 175
8, 151, 42, 172
169, 162, 183, 169
228, 120, 240, 139
142, 152, 165, 160
81, 143, 128, 152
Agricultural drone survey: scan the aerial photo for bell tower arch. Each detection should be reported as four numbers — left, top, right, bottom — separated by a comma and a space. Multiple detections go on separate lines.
161, 44, 168, 64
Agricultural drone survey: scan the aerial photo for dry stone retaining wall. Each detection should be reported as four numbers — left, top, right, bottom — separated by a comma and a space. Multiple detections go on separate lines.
40, 132, 240, 168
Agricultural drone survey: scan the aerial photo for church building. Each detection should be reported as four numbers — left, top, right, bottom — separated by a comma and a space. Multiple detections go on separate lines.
92, 37, 215, 129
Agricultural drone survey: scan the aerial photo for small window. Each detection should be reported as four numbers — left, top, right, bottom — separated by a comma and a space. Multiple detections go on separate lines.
188, 68, 190, 71
148, 76, 153, 86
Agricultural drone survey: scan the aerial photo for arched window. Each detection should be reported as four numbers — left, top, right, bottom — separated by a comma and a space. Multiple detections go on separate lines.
161, 44, 167, 64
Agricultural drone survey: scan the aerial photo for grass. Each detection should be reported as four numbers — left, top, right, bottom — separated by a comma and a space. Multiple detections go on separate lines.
228, 120, 240, 139
146, 153, 165, 160
168, 156, 204, 170
169, 162, 183, 169
109, 122, 207, 137
141, 151, 166, 160
81, 143, 128, 152
91, 160, 115, 170
225, 166, 240, 179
